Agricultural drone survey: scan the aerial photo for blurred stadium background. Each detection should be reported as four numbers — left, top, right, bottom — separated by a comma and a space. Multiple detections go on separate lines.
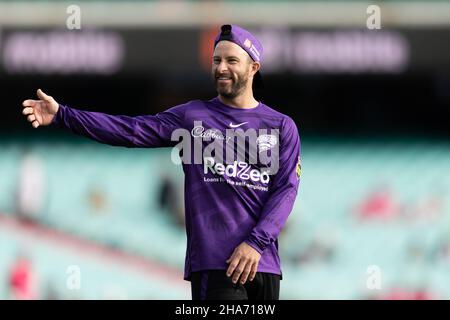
1, 0, 450, 299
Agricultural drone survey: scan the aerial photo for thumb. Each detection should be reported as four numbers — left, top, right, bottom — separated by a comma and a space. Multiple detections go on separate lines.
36, 89, 52, 101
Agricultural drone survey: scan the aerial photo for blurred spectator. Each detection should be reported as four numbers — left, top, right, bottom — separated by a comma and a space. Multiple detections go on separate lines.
353, 184, 402, 222
404, 187, 446, 222
87, 184, 109, 216
8, 253, 38, 300
292, 227, 338, 265
295, 239, 334, 265
158, 175, 185, 228
15, 148, 46, 222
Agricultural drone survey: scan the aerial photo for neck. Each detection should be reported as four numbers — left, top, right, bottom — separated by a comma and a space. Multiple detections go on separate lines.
218, 89, 259, 109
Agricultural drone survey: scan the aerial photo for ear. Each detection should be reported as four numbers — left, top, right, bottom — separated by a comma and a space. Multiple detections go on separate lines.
251, 62, 261, 76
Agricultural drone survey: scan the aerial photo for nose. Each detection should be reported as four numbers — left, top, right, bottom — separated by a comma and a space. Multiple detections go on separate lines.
216, 61, 229, 74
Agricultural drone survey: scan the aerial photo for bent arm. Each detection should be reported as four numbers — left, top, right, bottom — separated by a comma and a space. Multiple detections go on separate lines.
245, 117, 302, 254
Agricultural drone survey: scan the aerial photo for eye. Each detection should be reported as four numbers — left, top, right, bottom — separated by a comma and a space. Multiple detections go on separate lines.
213, 58, 221, 64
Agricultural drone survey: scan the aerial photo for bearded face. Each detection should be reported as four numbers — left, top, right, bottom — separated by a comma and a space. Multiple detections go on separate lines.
212, 41, 255, 99
214, 68, 250, 99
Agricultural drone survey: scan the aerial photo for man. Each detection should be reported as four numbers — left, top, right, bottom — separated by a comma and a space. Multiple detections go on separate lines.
21, 24, 301, 300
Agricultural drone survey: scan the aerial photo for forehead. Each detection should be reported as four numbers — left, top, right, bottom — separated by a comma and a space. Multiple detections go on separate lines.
213, 40, 249, 59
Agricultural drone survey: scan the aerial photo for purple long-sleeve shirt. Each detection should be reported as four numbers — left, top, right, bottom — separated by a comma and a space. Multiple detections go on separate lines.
52, 97, 301, 280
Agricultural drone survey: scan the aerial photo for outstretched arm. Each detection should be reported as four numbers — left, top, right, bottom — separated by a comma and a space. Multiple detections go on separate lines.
21, 89, 184, 148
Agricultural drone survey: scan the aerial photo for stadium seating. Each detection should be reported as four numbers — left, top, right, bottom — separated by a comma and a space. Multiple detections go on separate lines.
0, 230, 189, 299
1, 138, 449, 299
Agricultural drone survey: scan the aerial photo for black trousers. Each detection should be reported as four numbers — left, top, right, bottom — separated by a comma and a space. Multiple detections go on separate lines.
191, 270, 280, 300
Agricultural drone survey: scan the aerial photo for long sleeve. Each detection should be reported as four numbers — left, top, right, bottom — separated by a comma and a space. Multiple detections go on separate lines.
245, 116, 301, 254
51, 103, 187, 148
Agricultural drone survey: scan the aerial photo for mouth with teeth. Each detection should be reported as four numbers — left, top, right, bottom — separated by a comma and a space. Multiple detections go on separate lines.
216, 75, 233, 85
214, 71, 245, 99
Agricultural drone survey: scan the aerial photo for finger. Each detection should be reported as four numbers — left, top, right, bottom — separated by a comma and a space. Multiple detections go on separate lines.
22, 107, 34, 116
27, 114, 36, 122
22, 100, 37, 107
249, 263, 258, 282
239, 262, 253, 285
226, 250, 236, 264
32, 120, 39, 129
37, 89, 52, 102
231, 259, 247, 284
226, 256, 240, 278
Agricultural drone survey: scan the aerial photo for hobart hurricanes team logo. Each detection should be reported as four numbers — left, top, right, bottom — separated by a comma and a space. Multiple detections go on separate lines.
256, 134, 277, 153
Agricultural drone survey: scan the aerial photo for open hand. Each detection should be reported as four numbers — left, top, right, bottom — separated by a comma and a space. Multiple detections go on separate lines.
22, 89, 59, 128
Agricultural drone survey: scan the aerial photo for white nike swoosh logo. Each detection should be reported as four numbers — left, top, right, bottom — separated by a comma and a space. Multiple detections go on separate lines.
229, 122, 248, 128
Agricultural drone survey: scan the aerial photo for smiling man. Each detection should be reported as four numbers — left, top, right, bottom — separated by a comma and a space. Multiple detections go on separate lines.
21, 24, 301, 300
